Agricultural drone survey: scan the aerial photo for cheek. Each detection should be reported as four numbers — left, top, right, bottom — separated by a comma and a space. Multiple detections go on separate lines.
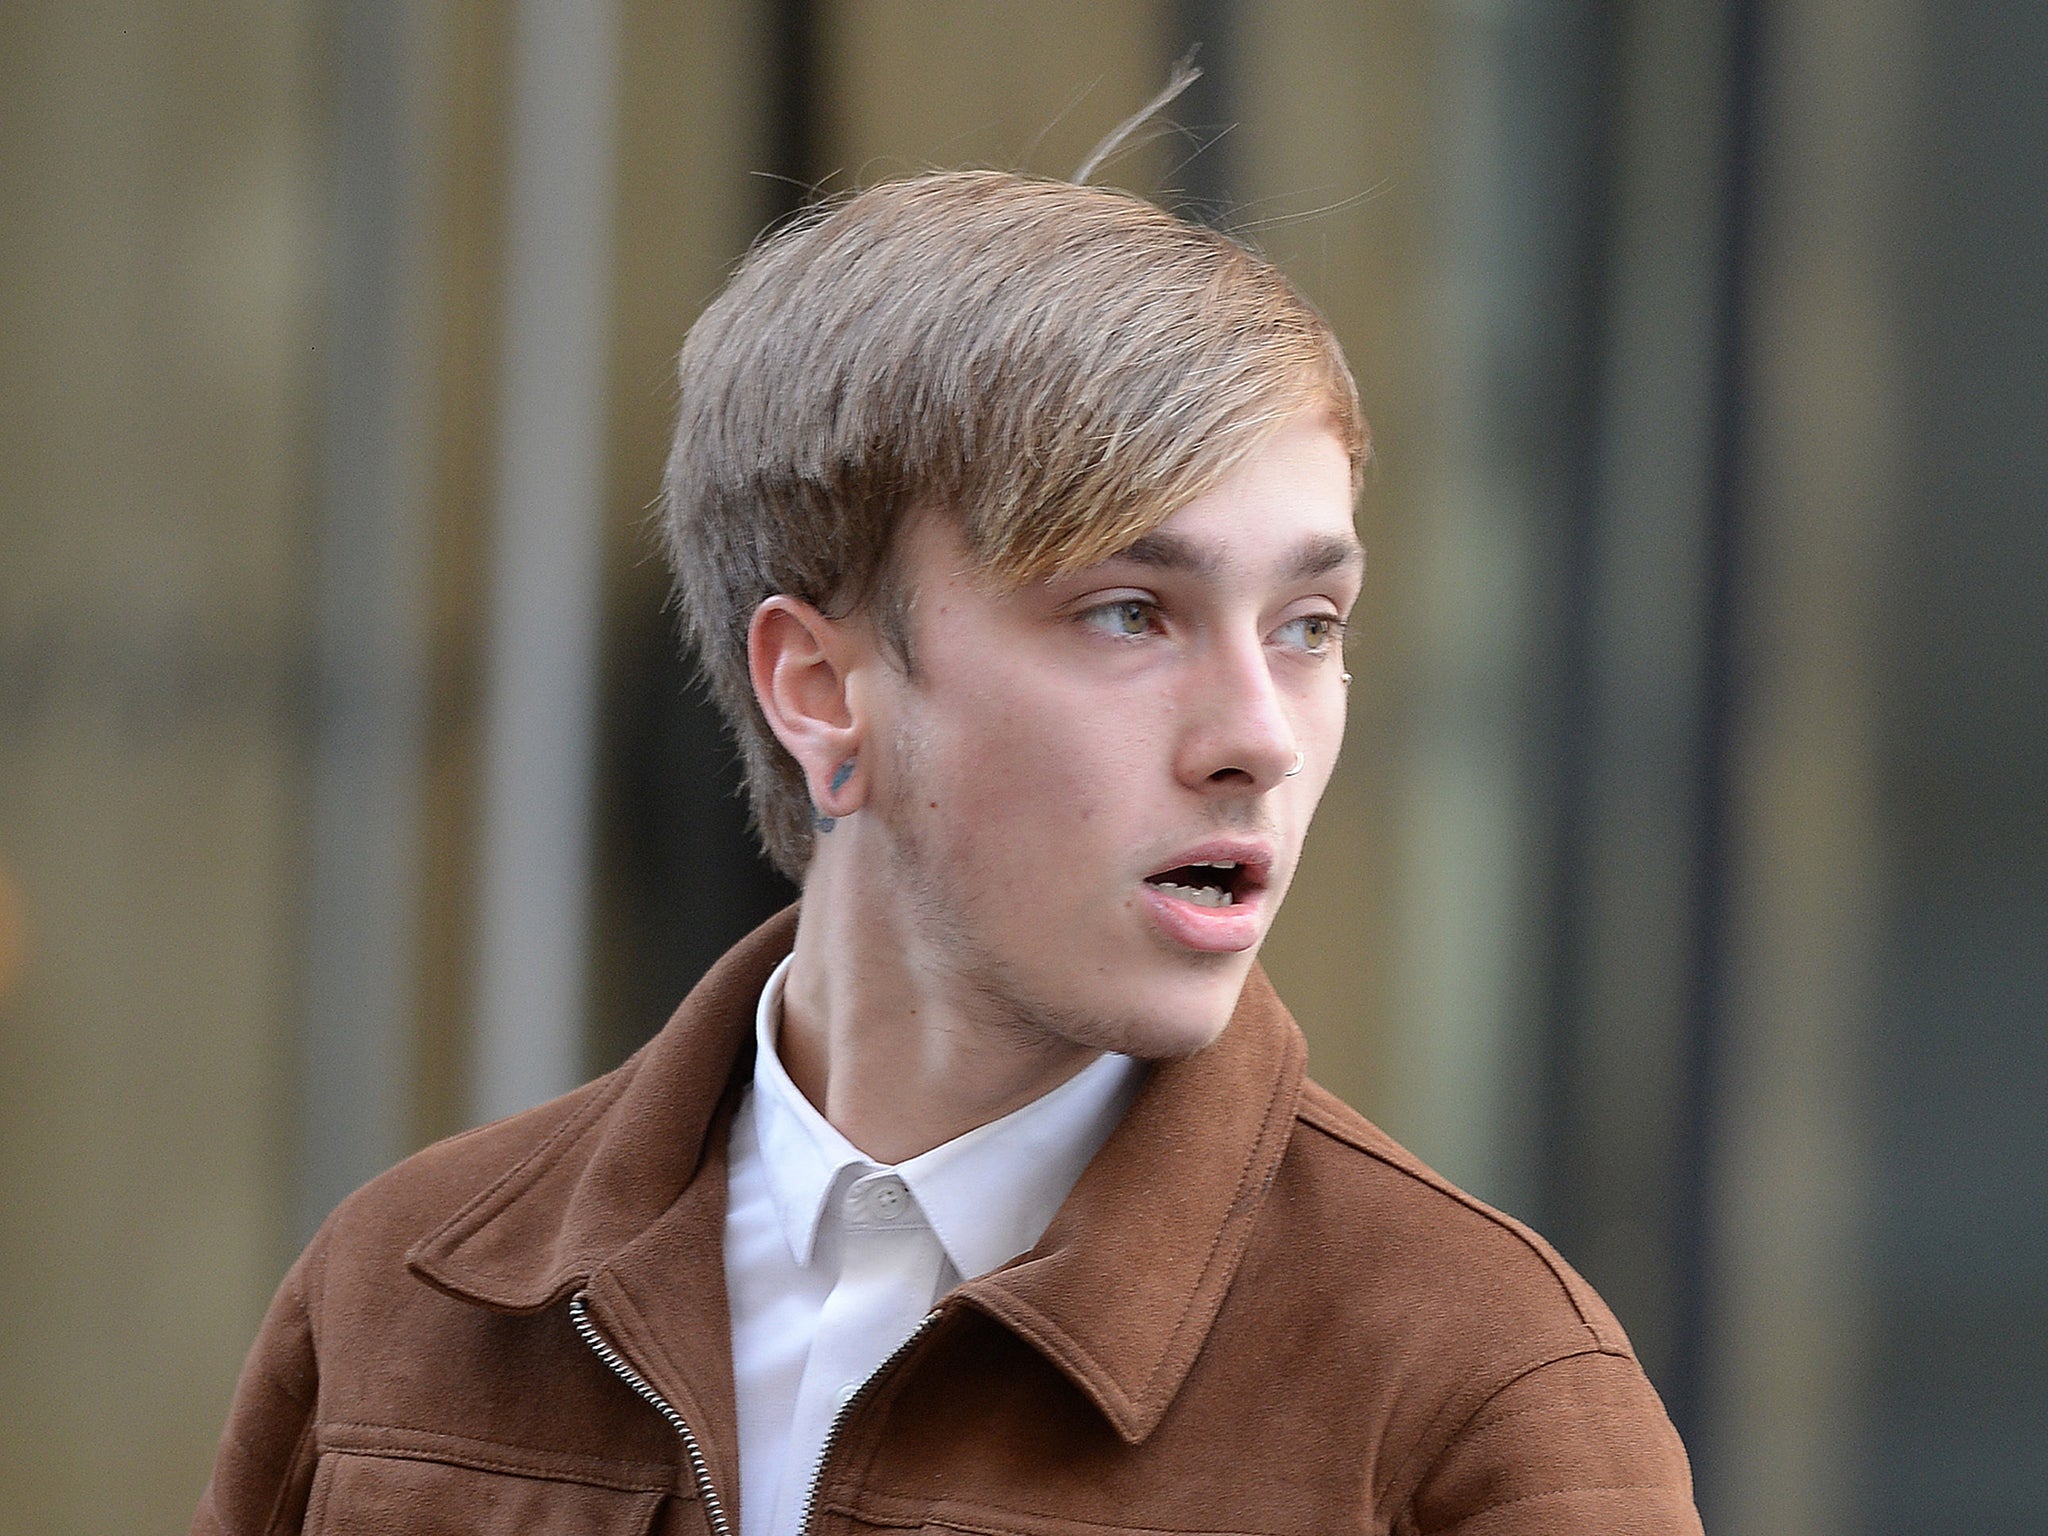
921, 685, 1119, 857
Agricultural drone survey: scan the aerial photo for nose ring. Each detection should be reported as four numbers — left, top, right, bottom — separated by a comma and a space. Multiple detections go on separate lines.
1284, 750, 1305, 779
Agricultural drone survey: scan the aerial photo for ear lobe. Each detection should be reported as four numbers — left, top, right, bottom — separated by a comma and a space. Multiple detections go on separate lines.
748, 596, 867, 814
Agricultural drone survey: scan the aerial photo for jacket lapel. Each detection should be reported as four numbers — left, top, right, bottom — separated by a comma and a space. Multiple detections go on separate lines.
405, 908, 798, 1504
958, 964, 1308, 1444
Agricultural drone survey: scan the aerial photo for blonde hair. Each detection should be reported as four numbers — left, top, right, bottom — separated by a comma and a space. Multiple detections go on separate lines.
660, 171, 1365, 879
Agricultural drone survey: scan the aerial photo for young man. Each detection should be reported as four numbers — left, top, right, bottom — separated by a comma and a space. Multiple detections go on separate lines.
196, 173, 1701, 1535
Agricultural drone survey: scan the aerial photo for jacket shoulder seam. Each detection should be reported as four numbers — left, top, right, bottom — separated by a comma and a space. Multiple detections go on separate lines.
1293, 1091, 1621, 1352
1381, 1340, 1619, 1526
1422, 1480, 1688, 1535
259, 1405, 320, 1536
267, 1264, 320, 1406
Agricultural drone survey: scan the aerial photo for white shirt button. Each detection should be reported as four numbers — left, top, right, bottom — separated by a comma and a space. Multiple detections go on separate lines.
834, 1381, 860, 1410
869, 1178, 907, 1220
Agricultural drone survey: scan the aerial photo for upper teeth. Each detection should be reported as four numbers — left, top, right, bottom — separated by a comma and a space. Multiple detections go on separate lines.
1150, 860, 1244, 910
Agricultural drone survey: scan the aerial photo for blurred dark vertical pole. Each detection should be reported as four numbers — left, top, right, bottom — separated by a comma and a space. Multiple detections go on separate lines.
592, 0, 814, 1070
1671, 0, 1761, 1454
1860, 9, 2048, 1522
766, 0, 820, 219
1525, 0, 1757, 1462
1532, 0, 1624, 1260
1169, 0, 1236, 221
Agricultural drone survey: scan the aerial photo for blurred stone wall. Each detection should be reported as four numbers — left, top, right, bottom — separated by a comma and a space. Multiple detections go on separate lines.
0, 5, 319, 1527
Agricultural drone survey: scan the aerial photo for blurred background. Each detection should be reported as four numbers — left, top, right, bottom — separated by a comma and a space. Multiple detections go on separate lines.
2, 1, 2043, 1531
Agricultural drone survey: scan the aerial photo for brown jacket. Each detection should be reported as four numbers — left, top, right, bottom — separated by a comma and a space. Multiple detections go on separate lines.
195, 910, 1701, 1535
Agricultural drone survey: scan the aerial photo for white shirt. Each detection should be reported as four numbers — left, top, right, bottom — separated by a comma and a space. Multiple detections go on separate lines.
724, 955, 1144, 1536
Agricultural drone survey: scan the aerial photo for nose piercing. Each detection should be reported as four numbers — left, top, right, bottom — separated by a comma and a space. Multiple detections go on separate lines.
1285, 750, 1304, 778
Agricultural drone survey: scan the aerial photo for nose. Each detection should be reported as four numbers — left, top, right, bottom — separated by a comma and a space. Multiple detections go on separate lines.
1173, 632, 1300, 793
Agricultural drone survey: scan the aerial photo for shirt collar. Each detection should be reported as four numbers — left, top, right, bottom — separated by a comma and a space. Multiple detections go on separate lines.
749, 953, 1145, 1278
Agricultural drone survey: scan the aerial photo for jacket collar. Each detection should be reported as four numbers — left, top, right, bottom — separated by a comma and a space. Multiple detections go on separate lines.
407, 905, 1306, 1447
955, 962, 1306, 1442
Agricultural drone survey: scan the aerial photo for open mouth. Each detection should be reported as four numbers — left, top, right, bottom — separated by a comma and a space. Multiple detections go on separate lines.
1144, 860, 1256, 909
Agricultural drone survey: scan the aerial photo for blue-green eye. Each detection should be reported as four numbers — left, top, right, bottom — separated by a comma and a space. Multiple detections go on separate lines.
1083, 599, 1158, 638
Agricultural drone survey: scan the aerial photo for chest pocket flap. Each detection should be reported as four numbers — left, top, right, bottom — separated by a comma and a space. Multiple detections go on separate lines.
307, 1451, 670, 1536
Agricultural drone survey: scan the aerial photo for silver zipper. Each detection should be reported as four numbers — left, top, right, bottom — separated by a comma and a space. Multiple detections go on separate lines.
571, 1291, 734, 1536
794, 1308, 943, 1536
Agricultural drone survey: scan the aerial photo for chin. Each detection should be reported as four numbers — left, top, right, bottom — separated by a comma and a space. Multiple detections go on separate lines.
945, 903, 1261, 1061
1102, 1009, 1237, 1062
1051, 956, 1254, 1062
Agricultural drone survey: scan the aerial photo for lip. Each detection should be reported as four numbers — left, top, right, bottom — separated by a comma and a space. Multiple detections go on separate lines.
1138, 837, 1274, 954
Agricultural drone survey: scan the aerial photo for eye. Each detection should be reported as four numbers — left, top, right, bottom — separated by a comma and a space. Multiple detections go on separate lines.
1080, 598, 1161, 639
1275, 612, 1345, 654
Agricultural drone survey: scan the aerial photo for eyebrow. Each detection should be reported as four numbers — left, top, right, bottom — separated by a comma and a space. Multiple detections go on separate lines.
1116, 530, 1218, 577
1285, 533, 1368, 582
1110, 529, 1366, 583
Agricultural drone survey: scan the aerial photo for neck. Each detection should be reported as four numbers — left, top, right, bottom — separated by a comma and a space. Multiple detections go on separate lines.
776, 835, 1101, 1165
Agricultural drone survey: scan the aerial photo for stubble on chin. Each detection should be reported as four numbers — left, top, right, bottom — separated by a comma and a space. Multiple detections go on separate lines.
979, 956, 1241, 1062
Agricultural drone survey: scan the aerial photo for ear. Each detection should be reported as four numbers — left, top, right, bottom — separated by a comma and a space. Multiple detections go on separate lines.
748, 595, 869, 820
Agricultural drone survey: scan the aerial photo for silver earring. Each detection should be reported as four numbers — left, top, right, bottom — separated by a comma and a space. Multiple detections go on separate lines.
1284, 750, 1305, 778
1341, 671, 1353, 686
